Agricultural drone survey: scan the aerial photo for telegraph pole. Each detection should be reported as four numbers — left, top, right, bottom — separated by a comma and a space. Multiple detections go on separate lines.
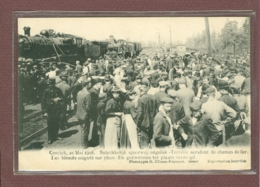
158, 33, 161, 47
205, 17, 212, 56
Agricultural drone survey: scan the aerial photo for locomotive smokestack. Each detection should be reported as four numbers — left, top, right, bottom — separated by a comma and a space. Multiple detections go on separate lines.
23, 27, 31, 36
109, 35, 115, 44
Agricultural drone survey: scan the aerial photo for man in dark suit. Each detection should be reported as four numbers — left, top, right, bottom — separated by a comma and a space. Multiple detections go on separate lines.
89, 78, 102, 146
167, 89, 186, 147
65, 64, 73, 77
97, 93, 108, 147
136, 80, 157, 148
75, 61, 82, 74
176, 78, 195, 116
68, 71, 77, 88
153, 97, 176, 148
154, 81, 168, 110
167, 90, 185, 124
105, 60, 114, 75
200, 84, 209, 104
218, 80, 240, 112
97, 59, 105, 75
154, 72, 168, 87
76, 78, 92, 148
41, 78, 64, 144
129, 74, 142, 91
56, 75, 71, 130
102, 75, 113, 98
174, 101, 220, 148
166, 55, 174, 73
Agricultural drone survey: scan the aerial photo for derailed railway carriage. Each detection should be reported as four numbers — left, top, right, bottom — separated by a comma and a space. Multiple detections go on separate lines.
19, 27, 87, 63
18, 27, 142, 64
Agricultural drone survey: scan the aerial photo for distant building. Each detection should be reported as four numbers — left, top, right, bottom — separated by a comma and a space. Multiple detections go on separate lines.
168, 45, 187, 55
176, 45, 186, 53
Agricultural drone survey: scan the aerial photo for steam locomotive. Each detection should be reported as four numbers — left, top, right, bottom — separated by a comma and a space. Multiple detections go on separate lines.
18, 27, 142, 64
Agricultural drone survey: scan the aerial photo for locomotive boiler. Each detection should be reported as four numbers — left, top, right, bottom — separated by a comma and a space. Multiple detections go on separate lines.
18, 27, 86, 63
18, 27, 142, 64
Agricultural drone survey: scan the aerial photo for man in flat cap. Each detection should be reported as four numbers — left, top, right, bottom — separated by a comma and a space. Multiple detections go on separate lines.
136, 80, 157, 149
101, 74, 113, 97
154, 71, 168, 87
89, 78, 103, 146
167, 89, 186, 147
231, 84, 248, 117
76, 78, 92, 148
56, 75, 71, 130
68, 71, 77, 88
218, 80, 240, 112
201, 86, 237, 146
183, 70, 193, 90
196, 76, 218, 100
65, 64, 73, 77
153, 97, 175, 148
233, 68, 245, 88
41, 78, 64, 144
174, 101, 219, 148
75, 61, 82, 74
176, 78, 195, 116
154, 81, 168, 110
199, 84, 210, 104
129, 74, 142, 91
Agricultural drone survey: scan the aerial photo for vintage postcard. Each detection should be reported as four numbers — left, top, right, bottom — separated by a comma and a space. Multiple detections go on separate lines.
17, 16, 251, 172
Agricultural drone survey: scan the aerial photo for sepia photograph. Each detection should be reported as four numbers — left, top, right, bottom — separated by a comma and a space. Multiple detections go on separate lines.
17, 16, 251, 172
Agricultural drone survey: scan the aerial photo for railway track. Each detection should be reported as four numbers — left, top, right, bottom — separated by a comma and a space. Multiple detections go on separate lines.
20, 109, 77, 149
19, 48, 164, 149
20, 110, 47, 148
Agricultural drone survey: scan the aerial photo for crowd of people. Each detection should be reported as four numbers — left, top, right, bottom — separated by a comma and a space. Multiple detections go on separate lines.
18, 51, 251, 149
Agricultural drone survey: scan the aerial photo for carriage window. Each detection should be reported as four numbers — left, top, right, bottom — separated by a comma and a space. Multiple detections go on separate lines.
76, 38, 82, 47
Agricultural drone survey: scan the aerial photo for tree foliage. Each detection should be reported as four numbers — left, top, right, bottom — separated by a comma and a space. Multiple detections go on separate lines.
185, 18, 250, 56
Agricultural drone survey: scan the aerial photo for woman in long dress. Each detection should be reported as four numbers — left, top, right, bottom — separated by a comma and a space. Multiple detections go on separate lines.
104, 87, 123, 149
120, 90, 140, 149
